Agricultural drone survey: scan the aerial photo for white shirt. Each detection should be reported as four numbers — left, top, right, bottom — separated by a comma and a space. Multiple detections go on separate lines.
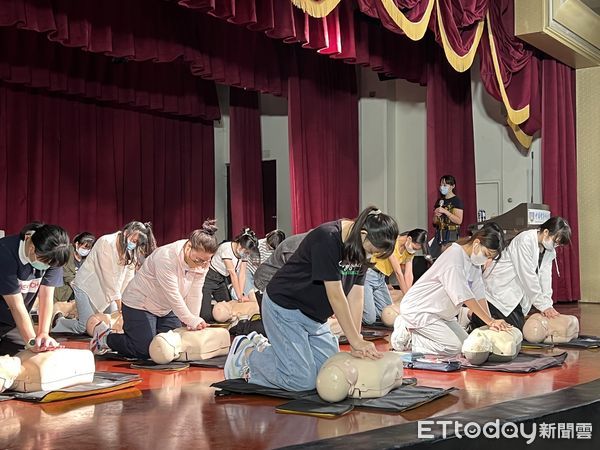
483, 229, 555, 316
73, 232, 135, 312
210, 242, 244, 276
400, 243, 485, 329
122, 240, 207, 329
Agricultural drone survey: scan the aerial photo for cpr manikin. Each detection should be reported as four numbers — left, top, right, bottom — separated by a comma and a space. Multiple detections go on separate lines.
149, 327, 230, 364
316, 352, 404, 402
85, 311, 124, 336
523, 313, 579, 344
0, 349, 95, 393
462, 326, 523, 365
381, 304, 400, 328
212, 300, 260, 323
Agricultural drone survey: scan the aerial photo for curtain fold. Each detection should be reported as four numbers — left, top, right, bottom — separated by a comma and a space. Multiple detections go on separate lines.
287, 48, 359, 233
426, 40, 476, 238
0, 27, 219, 120
541, 61, 580, 302
229, 87, 265, 236
0, 83, 214, 244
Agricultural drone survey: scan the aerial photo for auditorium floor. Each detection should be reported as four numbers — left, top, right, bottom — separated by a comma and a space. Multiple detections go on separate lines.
1, 303, 599, 450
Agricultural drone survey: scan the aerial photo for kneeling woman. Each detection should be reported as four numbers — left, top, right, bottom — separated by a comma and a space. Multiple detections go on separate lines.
90, 221, 219, 358
224, 206, 399, 391
474, 217, 571, 330
391, 223, 511, 356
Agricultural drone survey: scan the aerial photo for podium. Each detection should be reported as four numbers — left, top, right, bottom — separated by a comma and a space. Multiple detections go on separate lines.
469, 203, 550, 240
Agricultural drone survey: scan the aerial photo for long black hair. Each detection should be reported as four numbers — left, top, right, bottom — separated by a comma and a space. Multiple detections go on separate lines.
344, 206, 399, 264
460, 222, 506, 261
539, 217, 571, 246
265, 229, 286, 250
118, 221, 156, 268
400, 229, 429, 256
20, 222, 70, 267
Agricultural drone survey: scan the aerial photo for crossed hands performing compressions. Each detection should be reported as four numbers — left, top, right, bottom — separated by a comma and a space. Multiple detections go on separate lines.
350, 337, 383, 360
30, 333, 63, 352
489, 319, 512, 332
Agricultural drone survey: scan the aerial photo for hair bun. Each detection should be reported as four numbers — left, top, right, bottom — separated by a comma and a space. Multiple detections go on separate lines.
201, 219, 218, 236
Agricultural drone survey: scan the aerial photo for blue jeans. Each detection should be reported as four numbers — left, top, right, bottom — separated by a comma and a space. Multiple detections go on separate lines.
52, 285, 116, 334
247, 292, 339, 391
107, 304, 182, 359
244, 268, 255, 294
362, 268, 393, 325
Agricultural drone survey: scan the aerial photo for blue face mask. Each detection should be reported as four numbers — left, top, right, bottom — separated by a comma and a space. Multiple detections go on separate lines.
31, 260, 50, 271
440, 185, 450, 196
127, 240, 137, 251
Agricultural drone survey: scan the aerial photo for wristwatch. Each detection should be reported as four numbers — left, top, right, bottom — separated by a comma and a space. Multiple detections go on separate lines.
25, 338, 36, 349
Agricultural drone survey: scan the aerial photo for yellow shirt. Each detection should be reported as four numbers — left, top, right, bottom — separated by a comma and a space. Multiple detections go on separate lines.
371, 239, 414, 276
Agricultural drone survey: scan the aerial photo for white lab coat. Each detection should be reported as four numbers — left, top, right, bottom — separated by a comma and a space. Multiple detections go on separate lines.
483, 229, 555, 316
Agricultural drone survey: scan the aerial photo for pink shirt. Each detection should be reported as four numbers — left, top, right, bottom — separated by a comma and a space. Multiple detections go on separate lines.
122, 240, 207, 328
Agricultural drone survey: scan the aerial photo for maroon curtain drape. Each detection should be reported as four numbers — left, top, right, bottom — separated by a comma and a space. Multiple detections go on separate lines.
229, 87, 265, 236
426, 41, 476, 236
288, 48, 359, 233
0, 83, 214, 244
541, 60, 580, 302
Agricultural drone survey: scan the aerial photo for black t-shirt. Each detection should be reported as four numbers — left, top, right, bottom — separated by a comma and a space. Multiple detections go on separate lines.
0, 235, 63, 329
433, 195, 464, 227
266, 221, 366, 323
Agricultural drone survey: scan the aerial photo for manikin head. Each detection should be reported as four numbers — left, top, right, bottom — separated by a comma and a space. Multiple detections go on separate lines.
149, 330, 183, 364
462, 329, 493, 365
316, 360, 359, 402
0, 355, 22, 392
523, 313, 579, 344
381, 304, 400, 328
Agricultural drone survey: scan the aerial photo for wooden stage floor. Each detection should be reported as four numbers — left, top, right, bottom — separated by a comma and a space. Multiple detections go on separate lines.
1, 303, 599, 449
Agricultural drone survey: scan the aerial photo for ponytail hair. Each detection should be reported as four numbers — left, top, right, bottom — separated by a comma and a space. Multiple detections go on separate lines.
539, 216, 571, 246
189, 219, 219, 253
400, 228, 429, 256
119, 221, 156, 268
20, 222, 70, 267
233, 227, 260, 260
344, 206, 399, 264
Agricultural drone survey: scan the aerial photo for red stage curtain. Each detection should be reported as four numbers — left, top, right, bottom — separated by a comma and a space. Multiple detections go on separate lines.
287, 48, 359, 233
0, 27, 219, 120
0, 83, 214, 245
541, 60, 580, 302
0, 0, 288, 95
426, 40, 476, 237
229, 87, 265, 236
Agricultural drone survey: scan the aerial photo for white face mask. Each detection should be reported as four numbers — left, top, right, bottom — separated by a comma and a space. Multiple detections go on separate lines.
470, 249, 488, 267
77, 247, 91, 257
440, 185, 450, 196
405, 243, 416, 255
542, 239, 556, 252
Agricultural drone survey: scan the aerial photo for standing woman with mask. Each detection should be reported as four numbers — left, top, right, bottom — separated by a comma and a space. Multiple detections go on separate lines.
362, 229, 429, 325
391, 223, 511, 356
224, 206, 398, 392
54, 232, 96, 302
52, 221, 156, 335
474, 217, 571, 330
200, 228, 259, 321
431, 175, 464, 259
0, 223, 70, 354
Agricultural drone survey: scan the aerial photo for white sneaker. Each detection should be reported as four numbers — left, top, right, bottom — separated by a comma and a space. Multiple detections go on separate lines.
224, 335, 254, 380
90, 321, 111, 355
247, 331, 270, 352
391, 316, 412, 351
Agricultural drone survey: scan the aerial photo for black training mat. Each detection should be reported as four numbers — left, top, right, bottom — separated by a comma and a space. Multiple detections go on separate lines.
2, 372, 141, 403
460, 351, 567, 373
404, 360, 462, 372
338, 330, 389, 345
52, 332, 92, 342
212, 379, 454, 413
275, 399, 354, 418
523, 335, 600, 350
362, 321, 393, 331
129, 360, 190, 371
94, 352, 138, 362
188, 355, 227, 368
